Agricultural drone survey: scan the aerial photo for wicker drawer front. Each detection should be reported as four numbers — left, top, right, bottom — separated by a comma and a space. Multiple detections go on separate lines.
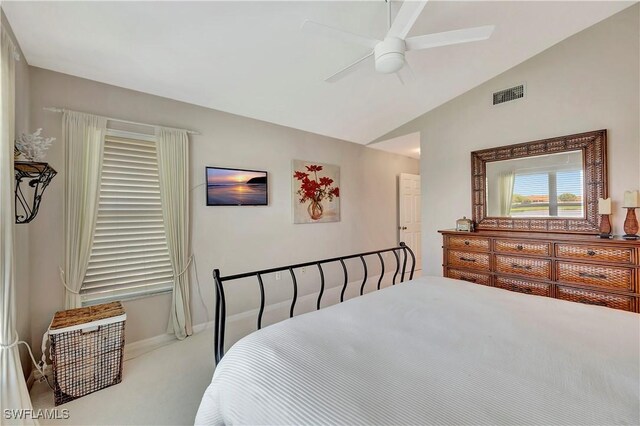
447, 250, 490, 271
494, 239, 551, 256
495, 255, 551, 279
495, 276, 551, 297
556, 262, 633, 291
557, 286, 635, 312
447, 268, 491, 286
447, 235, 490, 252
555, 244, 635, 264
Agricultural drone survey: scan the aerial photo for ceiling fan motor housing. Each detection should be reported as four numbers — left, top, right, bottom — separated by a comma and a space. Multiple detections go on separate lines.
374, 37, 406, 74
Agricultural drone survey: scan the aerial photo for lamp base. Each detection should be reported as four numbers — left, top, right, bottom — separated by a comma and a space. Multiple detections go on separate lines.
598, 233, 613, 239
622, 234, 639, 240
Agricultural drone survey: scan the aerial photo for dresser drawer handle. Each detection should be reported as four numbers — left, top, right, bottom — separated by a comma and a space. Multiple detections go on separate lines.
576, 297, 607, 307
460, 277, 477, 283
464, 241, 470, 246
587, 250, 596, 256
516, 245, 524, 251
459, 257, 476, 263
511, 263, 532, 270
579, 272, 607, 280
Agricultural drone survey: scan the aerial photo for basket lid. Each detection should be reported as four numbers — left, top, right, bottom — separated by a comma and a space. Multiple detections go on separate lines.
50, 301, 125, 331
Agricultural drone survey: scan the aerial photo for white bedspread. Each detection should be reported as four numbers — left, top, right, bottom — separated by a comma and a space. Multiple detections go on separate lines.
195, 276, 640, 425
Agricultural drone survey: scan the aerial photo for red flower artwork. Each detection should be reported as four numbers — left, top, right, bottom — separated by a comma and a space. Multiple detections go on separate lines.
294, 164, 340, 220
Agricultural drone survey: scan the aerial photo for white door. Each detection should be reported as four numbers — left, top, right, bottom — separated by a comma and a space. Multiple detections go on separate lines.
399, 173, 422, 271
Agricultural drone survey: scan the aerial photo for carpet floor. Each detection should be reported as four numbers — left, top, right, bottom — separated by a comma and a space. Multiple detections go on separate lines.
30, 329, 215, 426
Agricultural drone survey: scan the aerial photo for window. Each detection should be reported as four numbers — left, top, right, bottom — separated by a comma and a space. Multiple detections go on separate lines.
81, 131, 173, 305
510, 169, 584, 218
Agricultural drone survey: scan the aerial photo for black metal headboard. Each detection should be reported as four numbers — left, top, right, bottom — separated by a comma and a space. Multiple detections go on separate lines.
213, 242, 416, 363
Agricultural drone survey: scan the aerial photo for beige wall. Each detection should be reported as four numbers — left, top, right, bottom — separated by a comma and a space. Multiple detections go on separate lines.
26, 67, 418, 354
2, 9, 32, 377
375, 5, 639, 276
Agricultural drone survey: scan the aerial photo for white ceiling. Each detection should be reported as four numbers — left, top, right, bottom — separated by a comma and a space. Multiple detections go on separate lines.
3, 1, 635, 145
369, 132, 421, 159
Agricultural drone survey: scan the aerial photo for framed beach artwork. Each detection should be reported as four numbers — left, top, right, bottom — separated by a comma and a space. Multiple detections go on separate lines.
206, 166, 268, 206
292, 160, 340, 224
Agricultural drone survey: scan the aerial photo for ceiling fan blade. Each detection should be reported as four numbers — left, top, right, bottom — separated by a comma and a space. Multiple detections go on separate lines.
406, 25, 495, 51
325, 52, 374, 83
387, 1, 428, 40
302, 20, 380, 49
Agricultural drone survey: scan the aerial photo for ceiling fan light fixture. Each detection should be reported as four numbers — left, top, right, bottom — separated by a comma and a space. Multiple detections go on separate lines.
375, 52, 405, 74
374, 37, 406, 74
303, 0, 495, 83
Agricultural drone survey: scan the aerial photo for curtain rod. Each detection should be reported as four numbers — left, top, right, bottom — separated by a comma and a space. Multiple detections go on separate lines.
43, 107, 200, 135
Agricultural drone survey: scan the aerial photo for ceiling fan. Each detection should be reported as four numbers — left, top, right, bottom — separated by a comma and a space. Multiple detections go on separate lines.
301, 0, 495, 84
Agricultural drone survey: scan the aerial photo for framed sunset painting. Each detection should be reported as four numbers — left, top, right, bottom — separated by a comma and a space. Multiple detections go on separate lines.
292, 160, 340, 224
206, 166, 268, 206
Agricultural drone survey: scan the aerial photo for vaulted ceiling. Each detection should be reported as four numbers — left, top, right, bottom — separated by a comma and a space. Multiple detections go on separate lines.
3, 1, 634, 145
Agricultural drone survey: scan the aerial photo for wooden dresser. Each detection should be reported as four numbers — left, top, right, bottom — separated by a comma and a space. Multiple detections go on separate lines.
439, 230, 640, 313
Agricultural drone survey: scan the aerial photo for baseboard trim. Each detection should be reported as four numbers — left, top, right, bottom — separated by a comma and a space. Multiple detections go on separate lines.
26, 364, 52, 391
124, 321, 213, 361
27, 371, 36, 390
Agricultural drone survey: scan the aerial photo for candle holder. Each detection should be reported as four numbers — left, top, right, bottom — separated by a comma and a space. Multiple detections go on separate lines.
623, 207, 639, 240
598, 214, 612, 239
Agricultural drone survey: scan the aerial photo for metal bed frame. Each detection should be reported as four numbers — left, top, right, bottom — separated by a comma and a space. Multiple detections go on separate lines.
213, 242, 416, 363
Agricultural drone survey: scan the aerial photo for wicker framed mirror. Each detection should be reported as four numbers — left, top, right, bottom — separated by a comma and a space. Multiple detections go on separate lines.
471, 129, 607, 233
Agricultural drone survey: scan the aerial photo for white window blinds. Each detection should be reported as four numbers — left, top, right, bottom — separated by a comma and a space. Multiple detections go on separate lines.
511, 169, 584, 218
82, 134, 173, 305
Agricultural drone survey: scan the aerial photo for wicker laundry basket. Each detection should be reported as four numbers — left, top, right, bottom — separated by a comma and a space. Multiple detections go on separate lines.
49, 302, 126, 405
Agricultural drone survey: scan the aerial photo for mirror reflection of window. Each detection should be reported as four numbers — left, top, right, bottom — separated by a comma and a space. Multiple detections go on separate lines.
486, 151, 584, 218
499, 171, 515, 216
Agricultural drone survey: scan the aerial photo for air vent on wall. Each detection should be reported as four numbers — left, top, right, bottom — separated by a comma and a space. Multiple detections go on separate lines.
493, 84, 525, 105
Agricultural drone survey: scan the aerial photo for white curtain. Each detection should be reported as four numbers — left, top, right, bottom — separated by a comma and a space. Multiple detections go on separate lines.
0, 27, 36, 425
62, 111, 107, 308
156, 128, 192, 340
499, 171, 516, 217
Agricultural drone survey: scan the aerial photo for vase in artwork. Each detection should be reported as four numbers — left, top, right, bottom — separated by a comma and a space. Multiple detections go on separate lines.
308, 199, 323, 220
293, 163, 339, 223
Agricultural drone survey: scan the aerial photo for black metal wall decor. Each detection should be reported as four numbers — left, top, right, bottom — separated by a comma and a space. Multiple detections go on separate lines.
213, 242, 416, 363
14, 161, 57, 224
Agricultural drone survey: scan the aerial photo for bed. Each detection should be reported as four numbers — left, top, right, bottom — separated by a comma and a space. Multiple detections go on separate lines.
196, 246, 639, 425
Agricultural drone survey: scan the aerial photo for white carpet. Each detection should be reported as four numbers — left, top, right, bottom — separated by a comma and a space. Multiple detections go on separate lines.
30, 329, 215, 426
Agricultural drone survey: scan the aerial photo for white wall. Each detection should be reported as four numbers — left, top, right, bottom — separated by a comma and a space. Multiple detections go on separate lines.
25, 67, 418, 355
374, 5, 639, 276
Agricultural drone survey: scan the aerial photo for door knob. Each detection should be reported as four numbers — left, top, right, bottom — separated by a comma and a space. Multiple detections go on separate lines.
400, 226, 407, 230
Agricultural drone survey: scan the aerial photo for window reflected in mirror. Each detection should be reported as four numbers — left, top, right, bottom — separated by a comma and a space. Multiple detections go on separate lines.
486, 151, 584, 218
